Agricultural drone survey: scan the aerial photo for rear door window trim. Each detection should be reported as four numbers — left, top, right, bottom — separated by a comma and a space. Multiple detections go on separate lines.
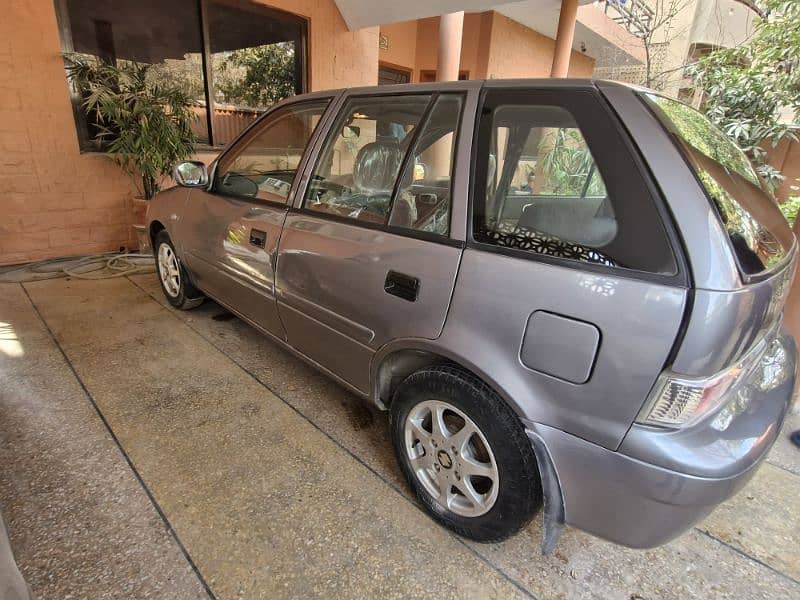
467, 86, 689, 288
291, 90, 468, 246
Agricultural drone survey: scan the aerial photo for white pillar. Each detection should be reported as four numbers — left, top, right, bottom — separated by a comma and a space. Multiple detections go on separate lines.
550, 0, 579, 78
437, 12, 464, 81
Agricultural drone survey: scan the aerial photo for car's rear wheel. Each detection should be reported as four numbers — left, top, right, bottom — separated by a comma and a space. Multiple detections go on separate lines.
390, 365, 542, 542
154, 230, 204, 310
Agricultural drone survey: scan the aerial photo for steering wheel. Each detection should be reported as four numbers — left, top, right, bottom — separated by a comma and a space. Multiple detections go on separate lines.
308, 178, 347, 201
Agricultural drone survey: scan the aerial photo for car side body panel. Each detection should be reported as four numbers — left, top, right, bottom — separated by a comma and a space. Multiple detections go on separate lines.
146, 185, 192, 252
276, 214, 463, 393
596, 81, 739, 292
598, 81, 799, 378
177, 193, 288, 337
433, 248, 687, 450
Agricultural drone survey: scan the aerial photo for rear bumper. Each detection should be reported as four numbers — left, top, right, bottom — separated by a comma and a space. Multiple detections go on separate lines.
527, 329, 796, 549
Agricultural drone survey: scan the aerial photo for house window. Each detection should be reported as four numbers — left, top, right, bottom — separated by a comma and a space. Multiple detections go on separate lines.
378, 64, 411, 85
419, 70, 469, 82
54, 0, 307, 150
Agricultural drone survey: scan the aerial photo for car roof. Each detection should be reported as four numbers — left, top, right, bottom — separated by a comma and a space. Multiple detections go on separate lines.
288, 78, 647, 101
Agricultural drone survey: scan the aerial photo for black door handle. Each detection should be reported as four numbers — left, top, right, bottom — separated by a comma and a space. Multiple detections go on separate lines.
249, 228, 267, 248
384, 270, 420, 302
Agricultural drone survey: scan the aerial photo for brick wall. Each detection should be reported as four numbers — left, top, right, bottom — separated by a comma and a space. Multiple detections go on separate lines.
0, 0, 139, 265
0, 0, 377, 266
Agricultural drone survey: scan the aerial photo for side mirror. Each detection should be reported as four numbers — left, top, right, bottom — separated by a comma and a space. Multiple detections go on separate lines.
413, 161, 427, 181
342, 125, 361, 139
217, 172, 259, 198
173, 161, 209, 187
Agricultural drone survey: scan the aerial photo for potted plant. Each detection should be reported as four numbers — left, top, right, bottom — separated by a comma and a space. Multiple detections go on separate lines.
65, 56, 197, 200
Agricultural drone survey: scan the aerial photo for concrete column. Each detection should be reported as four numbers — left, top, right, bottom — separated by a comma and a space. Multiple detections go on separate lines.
437, 11, 464, 82
550, 0, 579, 78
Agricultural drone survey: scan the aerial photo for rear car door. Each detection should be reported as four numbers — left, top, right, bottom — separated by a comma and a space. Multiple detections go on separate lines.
179, 97, 331, 337
275, 91, 469, 393
445, 85, 689, 449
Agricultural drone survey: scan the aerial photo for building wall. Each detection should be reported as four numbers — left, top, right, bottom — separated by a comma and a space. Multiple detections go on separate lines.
689, 0, 759, 49
301, 0, 379, 91
643, 0, 757, 97
378, 20, 419, 77
379, 11, 595, 83
484, 12, 594, 78
1, 0, 136, 265
0, 0, 377, 266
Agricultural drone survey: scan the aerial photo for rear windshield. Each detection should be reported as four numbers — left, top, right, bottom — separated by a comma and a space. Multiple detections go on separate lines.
643, 93, 793, 277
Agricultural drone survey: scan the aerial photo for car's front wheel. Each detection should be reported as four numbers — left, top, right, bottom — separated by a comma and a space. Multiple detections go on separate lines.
390, 365, 542, 542
154, 230, 204, 310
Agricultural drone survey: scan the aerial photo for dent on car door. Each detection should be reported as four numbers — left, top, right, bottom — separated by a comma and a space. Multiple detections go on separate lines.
276, 93, 466, 392
442, 88, 688, 449
179, 98, 331, 337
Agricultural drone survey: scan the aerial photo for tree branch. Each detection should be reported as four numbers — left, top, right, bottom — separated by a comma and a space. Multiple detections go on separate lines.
730, 0, 768, 19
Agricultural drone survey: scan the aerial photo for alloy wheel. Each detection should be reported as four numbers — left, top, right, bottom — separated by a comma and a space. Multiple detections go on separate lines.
404, 399, 499, 517
157, 243, 181, 298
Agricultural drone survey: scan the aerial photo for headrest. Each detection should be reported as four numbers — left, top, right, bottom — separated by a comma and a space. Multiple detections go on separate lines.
353, 141, 403, 194
519, 197, 617, 247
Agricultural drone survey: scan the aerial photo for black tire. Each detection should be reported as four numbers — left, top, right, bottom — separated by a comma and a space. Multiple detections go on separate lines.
153, 230, 204, 310
390, 365, 542, 542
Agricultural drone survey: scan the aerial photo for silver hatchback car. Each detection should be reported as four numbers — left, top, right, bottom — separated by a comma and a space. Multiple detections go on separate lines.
147, 80, 796, 550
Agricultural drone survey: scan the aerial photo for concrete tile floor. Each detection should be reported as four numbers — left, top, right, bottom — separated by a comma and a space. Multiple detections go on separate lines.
0, 275, 798, 599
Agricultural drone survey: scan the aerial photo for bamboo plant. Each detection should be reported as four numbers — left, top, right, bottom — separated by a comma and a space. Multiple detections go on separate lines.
65, 56, 196, 199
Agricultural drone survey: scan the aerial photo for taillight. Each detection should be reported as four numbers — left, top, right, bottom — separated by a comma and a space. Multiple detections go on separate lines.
638, 327, 784, 429
639, 367, 741, 427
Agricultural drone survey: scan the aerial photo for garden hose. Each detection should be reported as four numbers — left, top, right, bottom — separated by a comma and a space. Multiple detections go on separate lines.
0, 252, 155, 283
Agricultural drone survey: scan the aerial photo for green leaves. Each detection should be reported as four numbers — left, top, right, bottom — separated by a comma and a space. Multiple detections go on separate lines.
65, 55, 197, 199
217, 43, 296, 109
779, 191, 800, 225
538, 129, 605, 197
688, 0, 800, 187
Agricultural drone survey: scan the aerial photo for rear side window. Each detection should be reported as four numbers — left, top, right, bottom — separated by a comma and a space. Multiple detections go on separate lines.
643, 94, 793, 277
303, 95, 431, 224
472, 90, 677, 275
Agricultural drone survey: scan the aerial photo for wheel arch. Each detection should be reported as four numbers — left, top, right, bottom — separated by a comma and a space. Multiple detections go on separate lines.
370, 339, 526, 419
374, 339, 566, 552
149, 220, 167, 252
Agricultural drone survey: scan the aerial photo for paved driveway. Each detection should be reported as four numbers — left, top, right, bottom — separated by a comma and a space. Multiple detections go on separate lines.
0, 275, 798, 599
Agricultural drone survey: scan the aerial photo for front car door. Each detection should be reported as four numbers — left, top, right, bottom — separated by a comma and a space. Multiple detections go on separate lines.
179, 96, 332, 337
275, 87, 476, 393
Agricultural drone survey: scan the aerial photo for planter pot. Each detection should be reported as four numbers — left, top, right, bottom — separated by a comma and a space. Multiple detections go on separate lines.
132, 196, 150, 253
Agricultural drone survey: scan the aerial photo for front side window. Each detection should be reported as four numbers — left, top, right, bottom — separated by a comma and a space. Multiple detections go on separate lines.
214, 100, 328, 202
473, 91, 677, 275
643, 94, 793, 276
56, 0, 307, 149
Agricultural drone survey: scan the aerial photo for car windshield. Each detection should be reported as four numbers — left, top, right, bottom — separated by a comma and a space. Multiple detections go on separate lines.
643, 93, 793, 277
